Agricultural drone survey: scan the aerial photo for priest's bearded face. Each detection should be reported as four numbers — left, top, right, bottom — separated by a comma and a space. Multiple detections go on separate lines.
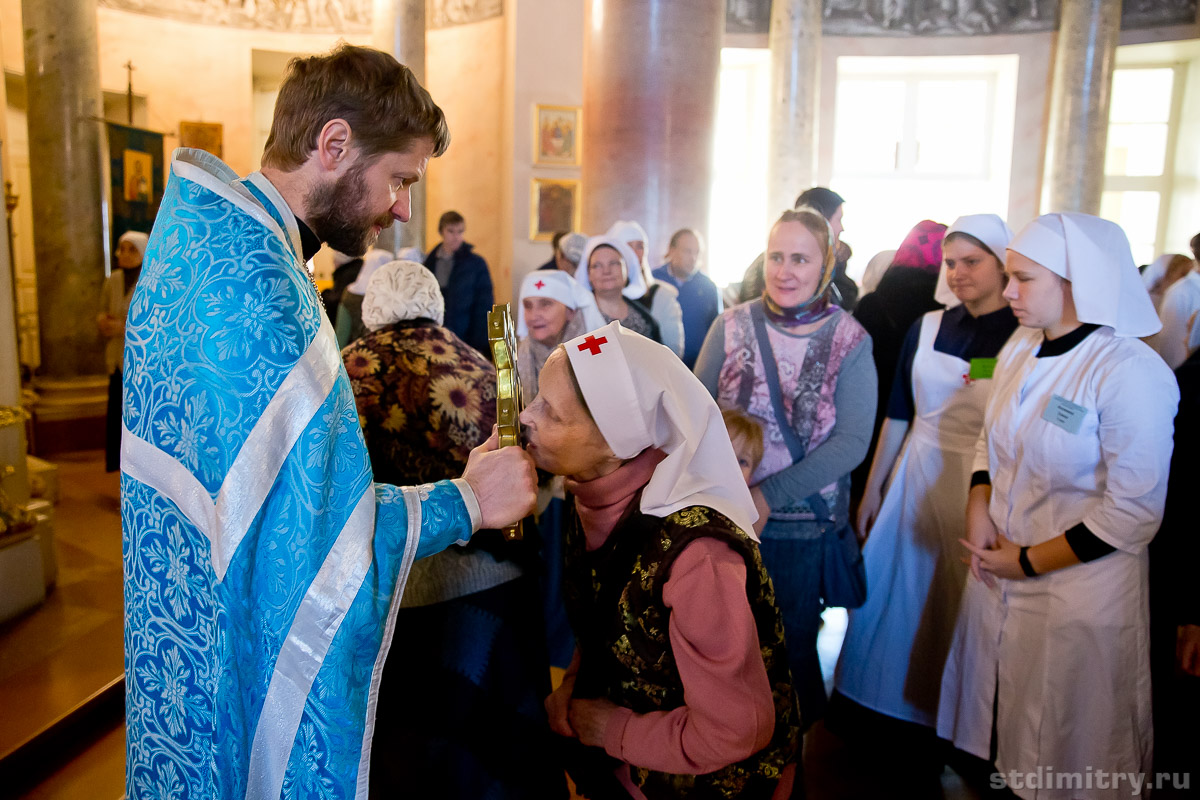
520, 349, 618, 478
1002, 251, 1068, 330
307, 139, 435, 256
764, 219, 824, 308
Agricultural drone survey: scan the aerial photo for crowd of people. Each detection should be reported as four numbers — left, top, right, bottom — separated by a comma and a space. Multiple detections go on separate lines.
115, 43, 1198, 800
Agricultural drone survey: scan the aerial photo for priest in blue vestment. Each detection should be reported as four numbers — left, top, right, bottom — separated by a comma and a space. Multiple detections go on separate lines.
120, 44, 537, 800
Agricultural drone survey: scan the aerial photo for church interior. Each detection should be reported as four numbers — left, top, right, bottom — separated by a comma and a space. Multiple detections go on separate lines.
1, 0, 1198, 798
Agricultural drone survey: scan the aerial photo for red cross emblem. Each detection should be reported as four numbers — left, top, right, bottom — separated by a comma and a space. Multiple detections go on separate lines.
578, 335, 608, 356
534, 279, 545, 290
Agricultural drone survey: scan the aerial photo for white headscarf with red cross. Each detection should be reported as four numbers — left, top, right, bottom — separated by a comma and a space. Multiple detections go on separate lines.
564, 320, 759, 539
516, 270, 604, 337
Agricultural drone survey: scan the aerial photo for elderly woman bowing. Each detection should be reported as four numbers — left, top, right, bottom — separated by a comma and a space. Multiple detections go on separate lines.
343, 260, 564, 800
530, 322, 800, 799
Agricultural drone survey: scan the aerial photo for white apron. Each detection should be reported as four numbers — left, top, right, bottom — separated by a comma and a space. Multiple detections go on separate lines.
835, 309, 997, 726
937, 327, 1179, 800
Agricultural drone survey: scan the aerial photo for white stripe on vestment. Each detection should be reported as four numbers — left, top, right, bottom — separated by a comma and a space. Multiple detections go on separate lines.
353, 486, 423, 800
244, 484, 377, 800
121, 424, 217, 540
211, 317, 341, 578
120, 315, 341, 581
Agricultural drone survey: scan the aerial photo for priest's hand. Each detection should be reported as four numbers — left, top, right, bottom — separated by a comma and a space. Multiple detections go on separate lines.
462, 427, 537, 530
959, 534, 1024, 583
568, 698, 619, 748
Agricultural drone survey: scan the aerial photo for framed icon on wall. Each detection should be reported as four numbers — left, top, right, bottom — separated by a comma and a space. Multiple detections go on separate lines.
533, 104, 581, 167
530, 178, 581, 241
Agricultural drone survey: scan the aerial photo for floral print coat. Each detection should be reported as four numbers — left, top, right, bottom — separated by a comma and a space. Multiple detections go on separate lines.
342, 320, 498, 486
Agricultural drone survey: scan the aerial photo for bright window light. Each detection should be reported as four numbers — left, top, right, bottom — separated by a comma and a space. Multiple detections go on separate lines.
708, 48, 771, 288
830, 55, 1018, 280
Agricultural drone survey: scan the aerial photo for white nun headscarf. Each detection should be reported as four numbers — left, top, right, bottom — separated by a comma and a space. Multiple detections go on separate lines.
935, 214, 1014, 307
346, 248, 397, 295
564, 321, 759, 540
1007, 212, 1161, 338
859, 249, 896, 296
361, 260, 445, 331
575, 236, 648, 298
118, 230, 150, 260
517, 270, 605, 337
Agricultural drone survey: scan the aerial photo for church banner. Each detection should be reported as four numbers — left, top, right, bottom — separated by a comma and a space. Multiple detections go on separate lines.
106, 123, 164, 256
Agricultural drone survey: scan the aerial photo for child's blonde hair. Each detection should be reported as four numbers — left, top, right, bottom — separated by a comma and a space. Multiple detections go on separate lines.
722, 408, 764, 472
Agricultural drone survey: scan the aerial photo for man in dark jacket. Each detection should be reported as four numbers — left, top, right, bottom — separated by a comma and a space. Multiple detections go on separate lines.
424, 209, 494, 354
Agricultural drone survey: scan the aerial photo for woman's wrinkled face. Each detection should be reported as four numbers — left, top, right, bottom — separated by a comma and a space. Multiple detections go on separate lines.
116, 240, 143, 269
588, 245, 627, 294
519, 349, 617, 478
764, 220, 824, 308
943, 238, 1006, 306
1003, 251, 1067, 330
522, 297, 575, 346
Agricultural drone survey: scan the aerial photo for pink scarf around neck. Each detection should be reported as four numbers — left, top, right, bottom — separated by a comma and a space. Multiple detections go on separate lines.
565, 448, 666, 551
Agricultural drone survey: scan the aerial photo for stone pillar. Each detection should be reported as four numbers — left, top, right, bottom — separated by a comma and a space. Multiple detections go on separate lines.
1045, 0, 1121, 214
768, 0, 822, 220
581, 0, 724, 259
373, 0, 427, 253
22, 0, 110, 442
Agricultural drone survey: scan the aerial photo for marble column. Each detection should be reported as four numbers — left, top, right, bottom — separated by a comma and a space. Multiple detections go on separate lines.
1045, 0, 1121, 215
581, 0, 724, 258
768, 0, 822, 220
22, 0, 107, 391
373, 0, 427, 253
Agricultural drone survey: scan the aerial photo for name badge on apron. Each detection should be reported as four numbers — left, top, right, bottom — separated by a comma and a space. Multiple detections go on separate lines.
968, 358, 997, 381
1042, 393, 1088, 434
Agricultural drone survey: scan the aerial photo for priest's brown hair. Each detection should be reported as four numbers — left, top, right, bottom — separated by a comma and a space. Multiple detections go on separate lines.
261, 43, 450, 171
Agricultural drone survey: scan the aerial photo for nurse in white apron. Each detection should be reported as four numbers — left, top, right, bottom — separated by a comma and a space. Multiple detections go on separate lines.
939, 213, 1179, 800
830, 215, 1018, 775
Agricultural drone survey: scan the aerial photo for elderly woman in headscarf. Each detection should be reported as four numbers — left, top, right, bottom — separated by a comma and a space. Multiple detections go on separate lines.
694, 207, 877, 731
98, 229, 148, 472
343, 260, 564, 800
576, 235, 662, 344
334, 247, 403, 346
517, 269, 604, 404
607, 220, 685, 356
939, 214, 1178, 800
529, 322, 800, 799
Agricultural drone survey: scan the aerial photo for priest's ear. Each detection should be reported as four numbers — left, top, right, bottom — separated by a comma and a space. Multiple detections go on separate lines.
314, 118, 354, 174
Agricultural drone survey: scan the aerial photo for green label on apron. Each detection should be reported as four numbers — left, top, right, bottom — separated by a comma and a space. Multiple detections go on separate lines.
968, 358, 997, 380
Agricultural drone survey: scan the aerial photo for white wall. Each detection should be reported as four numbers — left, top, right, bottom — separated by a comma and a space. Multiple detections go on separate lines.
506, 0, 585, 300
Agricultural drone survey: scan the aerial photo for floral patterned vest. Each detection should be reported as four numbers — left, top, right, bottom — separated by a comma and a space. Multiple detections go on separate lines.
716, 301, 867, 521
563, 502, 801, 800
